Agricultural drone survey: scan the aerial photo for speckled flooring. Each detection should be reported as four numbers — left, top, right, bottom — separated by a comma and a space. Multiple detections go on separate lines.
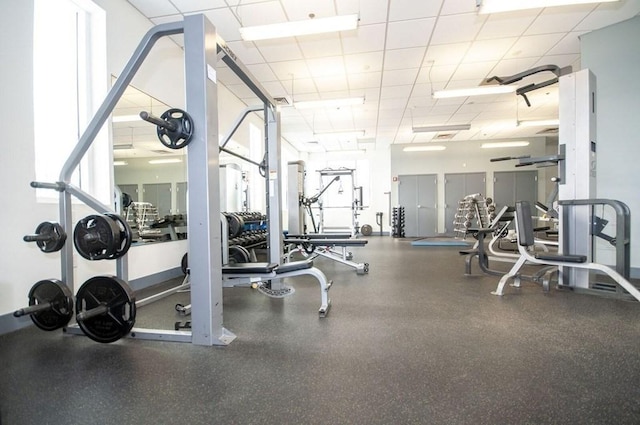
2, 237, 640, 425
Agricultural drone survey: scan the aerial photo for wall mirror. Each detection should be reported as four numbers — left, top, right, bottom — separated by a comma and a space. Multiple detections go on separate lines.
112, 82, 188, 245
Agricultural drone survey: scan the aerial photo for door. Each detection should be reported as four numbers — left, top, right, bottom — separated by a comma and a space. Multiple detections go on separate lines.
118, 184, 138, 202
176, 182, 188, 215
398, 174, 437, 237
143, 183, 172, 217
493, 171, 538, 210
444, 173, 486, 236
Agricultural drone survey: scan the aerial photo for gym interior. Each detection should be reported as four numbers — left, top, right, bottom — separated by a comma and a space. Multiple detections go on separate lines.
2, 1, 640, 424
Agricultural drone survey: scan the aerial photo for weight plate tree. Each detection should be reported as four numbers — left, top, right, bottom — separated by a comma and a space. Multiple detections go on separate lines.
75, 276, 136, 343
13, 279, 74, 331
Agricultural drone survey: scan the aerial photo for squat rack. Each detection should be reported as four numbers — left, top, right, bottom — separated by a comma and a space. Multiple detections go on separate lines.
34, 14, 283, 346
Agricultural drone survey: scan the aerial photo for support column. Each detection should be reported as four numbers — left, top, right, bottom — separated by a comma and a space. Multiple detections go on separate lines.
184, 14, 235, 346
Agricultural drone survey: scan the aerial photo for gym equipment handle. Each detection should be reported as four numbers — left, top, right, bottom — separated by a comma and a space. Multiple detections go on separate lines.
13, 302, 53, 317
23, 234, 52, 242
139, 111, 178, 132
76, 304, 109, 322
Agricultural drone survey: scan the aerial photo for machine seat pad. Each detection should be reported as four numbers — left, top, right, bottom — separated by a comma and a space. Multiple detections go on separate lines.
534, 253, 587, 263
276, 260, 313, 274
285, 238, 368, 246
222, 262, 278, 274
287, 233, 352, 239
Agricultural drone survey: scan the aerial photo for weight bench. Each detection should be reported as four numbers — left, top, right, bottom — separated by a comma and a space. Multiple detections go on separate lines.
284, 237, 369, 275
492, 201, 640, 301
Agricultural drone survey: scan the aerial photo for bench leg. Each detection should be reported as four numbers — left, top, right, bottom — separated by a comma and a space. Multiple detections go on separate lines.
492, 255, 527, 296
302, 266, 332, 317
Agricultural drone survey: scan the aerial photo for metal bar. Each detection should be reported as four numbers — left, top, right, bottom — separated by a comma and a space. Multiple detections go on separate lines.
59, 21, 184, 183
220, 105, 263, 149
139, 111, 178, 131
136, 274, 190, 308
65, 184, 112, 213
220, 146, 263, 168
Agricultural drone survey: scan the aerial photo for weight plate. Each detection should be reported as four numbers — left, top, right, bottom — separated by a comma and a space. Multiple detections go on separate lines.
104, 213, 133, 259
228, 245, 250, 264
34, 222, 67, 253
27, 279, 74, 331
157, 108, 194, 149
181, 253, 188, 275
74, 215, 121, 260
361, 224, 373, 236
75, 276, 136, 344
227, 213, 245, 238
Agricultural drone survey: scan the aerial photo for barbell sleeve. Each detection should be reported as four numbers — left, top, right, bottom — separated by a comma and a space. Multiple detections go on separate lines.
23, 234, 52, 242
76, 304, 110, 322
139, 111, 178, 132
13, 302, 53, 317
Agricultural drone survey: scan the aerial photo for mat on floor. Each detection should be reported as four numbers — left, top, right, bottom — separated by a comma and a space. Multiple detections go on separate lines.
410, 238, 471, 247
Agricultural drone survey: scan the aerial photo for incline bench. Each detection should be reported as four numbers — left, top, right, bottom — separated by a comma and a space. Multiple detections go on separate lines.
492, 200, 640, 301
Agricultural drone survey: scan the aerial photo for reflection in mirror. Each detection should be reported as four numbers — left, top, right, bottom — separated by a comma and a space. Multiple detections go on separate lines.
112, 81, 187, 245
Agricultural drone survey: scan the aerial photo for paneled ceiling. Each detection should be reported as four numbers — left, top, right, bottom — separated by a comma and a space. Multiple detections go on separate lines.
118, 0, 640, 155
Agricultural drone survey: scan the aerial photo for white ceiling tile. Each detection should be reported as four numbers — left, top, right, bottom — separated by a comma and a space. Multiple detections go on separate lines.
236, 1, 285, 27
245, 63, 278, 82
505, 33, 566, 59
307, 56, 346, 77
384, 47, 426, 70
127, 0, 178, 18
341, 23, 386, 54
525, 5, 593, 35
380, 85, 413, 99
225, 0, 269, 5
430, 13, 486, 45
171, 0, 227, 13
298, 34, 343, 58
202, 8, 242, 42
477, 11, 537, 40
416, 64, 457, 83
451, 61, 496, 81
381, 68, 419, 87
389, 0, 443, 22
225, 83, 258, 100
344, 52, 384, 73
290, 78, 317, 95
440, 0, 478, 15
386, 18, 436, 49
546, 31, 586, 56
379, 98, 409, 110
270, 60, 311, 80
348, 72, 382, 90
262, 81, 287, 97
314, 75, 349, 93
463, 38, 518, 62
337, 0, 389, 25
486, 58, 539, 80
280, 0, 336, 20
532, 54, 580, 70
255, 39, 304, 62
575, 1, 640, 31
425, 42, 471, 66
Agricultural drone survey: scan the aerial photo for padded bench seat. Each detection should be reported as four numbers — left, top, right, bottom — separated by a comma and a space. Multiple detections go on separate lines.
222, 262, 277, 274
535, 253, 587, 263
284, 238, 368, 246
286, 233, 352, 239
276, 260, 313, 274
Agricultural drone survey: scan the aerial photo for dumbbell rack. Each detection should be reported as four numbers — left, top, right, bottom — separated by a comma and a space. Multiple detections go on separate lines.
453, 194, 496, 239
392, 206, 405, 238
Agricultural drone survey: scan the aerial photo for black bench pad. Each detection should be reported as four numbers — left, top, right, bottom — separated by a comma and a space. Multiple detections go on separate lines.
222, 262, 278, 274
276, 260, 313, 274
286, 233, 352, 239
284, 238, 368, 246
535, 253, 587, 263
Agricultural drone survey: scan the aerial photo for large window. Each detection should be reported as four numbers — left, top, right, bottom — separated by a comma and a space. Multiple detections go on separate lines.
33, 0, 107, 203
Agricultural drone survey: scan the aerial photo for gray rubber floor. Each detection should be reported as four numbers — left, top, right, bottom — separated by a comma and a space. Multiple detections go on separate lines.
2, 236, 640, 425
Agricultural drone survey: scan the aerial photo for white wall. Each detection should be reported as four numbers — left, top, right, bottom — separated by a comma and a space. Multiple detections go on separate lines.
581, 16, 640, 272
390, 137, 551, 233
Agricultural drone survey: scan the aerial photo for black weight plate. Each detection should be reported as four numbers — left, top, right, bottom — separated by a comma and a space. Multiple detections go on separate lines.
104, 213, 133, 259
227, 213, 245, 238
27, 279, 73, 331
181, 253, 188, 275
228, 245, 250, 264
73, 214, 120, 260
75, 276, 136, 344
34, 221, 67, 253
157, 108, 194, 149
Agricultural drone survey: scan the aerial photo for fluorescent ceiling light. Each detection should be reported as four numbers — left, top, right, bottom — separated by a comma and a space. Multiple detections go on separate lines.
518, 119, 560, 127
477, 0, 619, 14
112, 115, 141, 123
295, 97, 364, 110
113, 143, 134, 150
113, 161, 128, 166
412, 124, 471, 133
481, 141, 530, 149
240, 14, 359, 41
148, 158, 182, 164
433, 86, 516, 99
403, 145, 447, 152
314, 130, 365, 138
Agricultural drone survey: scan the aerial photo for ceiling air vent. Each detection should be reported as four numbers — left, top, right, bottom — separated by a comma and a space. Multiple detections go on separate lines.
151, 149, 173, 154
435, 133, 454, 139
537, 127, 559, 135
273, 97, 290, 106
